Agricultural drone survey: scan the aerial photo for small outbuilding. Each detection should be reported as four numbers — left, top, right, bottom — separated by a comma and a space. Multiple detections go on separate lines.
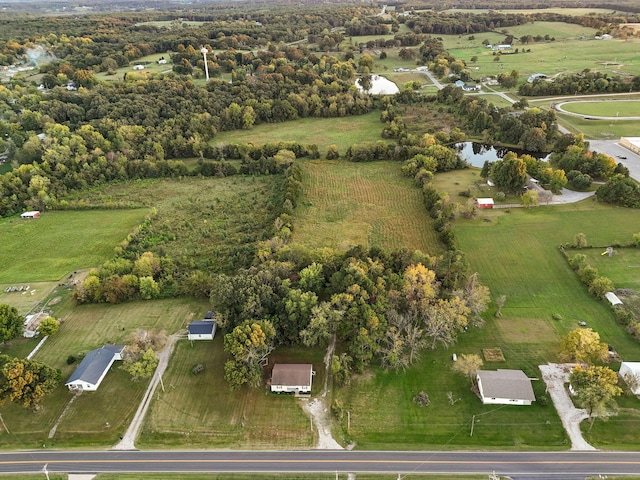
271, 364, 314, 394
605, 291, 623, 307
187, 319, 217, 341
65, 345, 125, 392
20, 211, 40, 219
133, 64, 145, 70
23, 312, 48, 338
476, 369, 536, 405
475, 198, 494, 209
619, 362, 640, 395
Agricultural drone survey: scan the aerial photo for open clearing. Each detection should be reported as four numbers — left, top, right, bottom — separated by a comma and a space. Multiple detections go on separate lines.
441, 22, 640, 79
212, 111, 384, 154
293, 160, 441, 253
560, 100, 640, 117
569, 247, 640, 290
140, 339, 323, 449
0, 210, 147, 283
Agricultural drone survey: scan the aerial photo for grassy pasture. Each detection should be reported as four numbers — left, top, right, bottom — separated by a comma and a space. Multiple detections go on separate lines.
140, 339, 323, 449
0, 297, 209, 449
454, 204, 640, 359
212, 112, 384, 155
442, 8, 617, 15
0, 210, 147, 283
570, 247, 640, 290
293, 160, 442, 254
553, 113, 640, 139
65, 176, 280, 275
560, 100, 640, 117
442, 24, 640, 79
334, 342, 567, 450
0, 280, 60, 315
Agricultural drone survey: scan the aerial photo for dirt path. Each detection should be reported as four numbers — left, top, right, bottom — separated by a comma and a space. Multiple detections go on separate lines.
112, 334, 179, 450
300, 334, 344, 450
539, 363, 597, 451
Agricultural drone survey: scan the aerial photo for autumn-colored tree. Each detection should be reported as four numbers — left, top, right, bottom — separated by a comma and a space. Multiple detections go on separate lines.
559, 328, 608, 364
0, 356, 61, 408
224, 320, 275, 390
452, 353, 484, 385
569, 365, 622, 430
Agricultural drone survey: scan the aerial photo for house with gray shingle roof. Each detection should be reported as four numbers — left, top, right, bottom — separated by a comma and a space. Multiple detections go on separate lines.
476, 369, 536, 405
65, 345, 125, 391
271, 364, 314, 393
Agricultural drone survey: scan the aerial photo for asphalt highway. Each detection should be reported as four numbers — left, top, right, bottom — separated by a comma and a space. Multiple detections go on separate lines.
2, 450, 640, 479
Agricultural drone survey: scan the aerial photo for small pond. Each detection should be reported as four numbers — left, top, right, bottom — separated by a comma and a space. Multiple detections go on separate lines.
455, 142, 550, 168
355, 75, 400, 95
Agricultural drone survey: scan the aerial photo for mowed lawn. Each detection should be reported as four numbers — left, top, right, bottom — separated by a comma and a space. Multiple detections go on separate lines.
442, 22, 640, 79
211, 112, 384, 155
560, 100, 640, 117
140, 339, 324, 449
0, 210, 147, 283
0, 298, 210, 449
572, 247, 640, 290
293, 160, 442, 254
454, 203, 640, 360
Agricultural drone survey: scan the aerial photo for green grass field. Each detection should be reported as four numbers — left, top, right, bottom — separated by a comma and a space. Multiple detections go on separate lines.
570, 247, 640, 290
0, 298, 209, 449
0, 210, 147, 283
442, 8, 617, 15
554, 112, 640, 139
212, 112, 385, 155
439, 22, 640, 80
140, 339, 323, 449
65, 176, 281, 275
293, 160, 442, 254
560, 100, 640, 117
332, 198, 640, 450
454, 204, 640, 359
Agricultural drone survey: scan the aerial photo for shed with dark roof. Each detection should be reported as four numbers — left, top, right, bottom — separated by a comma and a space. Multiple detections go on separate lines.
187, 320, 216, 340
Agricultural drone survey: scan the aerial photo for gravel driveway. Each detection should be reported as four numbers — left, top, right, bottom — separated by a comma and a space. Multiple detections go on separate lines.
539, 363, 597, 451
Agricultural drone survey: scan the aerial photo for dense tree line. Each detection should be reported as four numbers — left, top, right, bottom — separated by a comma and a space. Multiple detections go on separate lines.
519, 71, 640, 96
210, 244, 489, 386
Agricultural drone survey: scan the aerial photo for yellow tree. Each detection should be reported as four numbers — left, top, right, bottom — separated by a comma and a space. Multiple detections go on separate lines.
559, 328, 609, 364
569, 365, 622, 430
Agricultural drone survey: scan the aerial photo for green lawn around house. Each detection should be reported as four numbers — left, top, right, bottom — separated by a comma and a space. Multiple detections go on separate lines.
0, 298, 209, 449
139, 339, 324, 449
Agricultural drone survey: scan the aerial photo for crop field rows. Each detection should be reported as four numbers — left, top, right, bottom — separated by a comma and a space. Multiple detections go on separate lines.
293, 160, 441, 253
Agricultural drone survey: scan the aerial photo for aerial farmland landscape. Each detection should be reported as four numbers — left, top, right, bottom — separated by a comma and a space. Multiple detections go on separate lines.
0, 0, 640, 478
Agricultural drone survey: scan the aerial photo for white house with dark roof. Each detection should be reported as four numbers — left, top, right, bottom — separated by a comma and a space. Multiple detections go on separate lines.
187, 319, 217, 341
476, 369, 536, 405
271, 364, 314, 393
65, 345, 125, 391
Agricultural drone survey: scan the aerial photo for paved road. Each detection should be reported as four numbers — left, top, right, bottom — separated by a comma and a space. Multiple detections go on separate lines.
3, 450, 640, 479
589, 139, 640, 183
